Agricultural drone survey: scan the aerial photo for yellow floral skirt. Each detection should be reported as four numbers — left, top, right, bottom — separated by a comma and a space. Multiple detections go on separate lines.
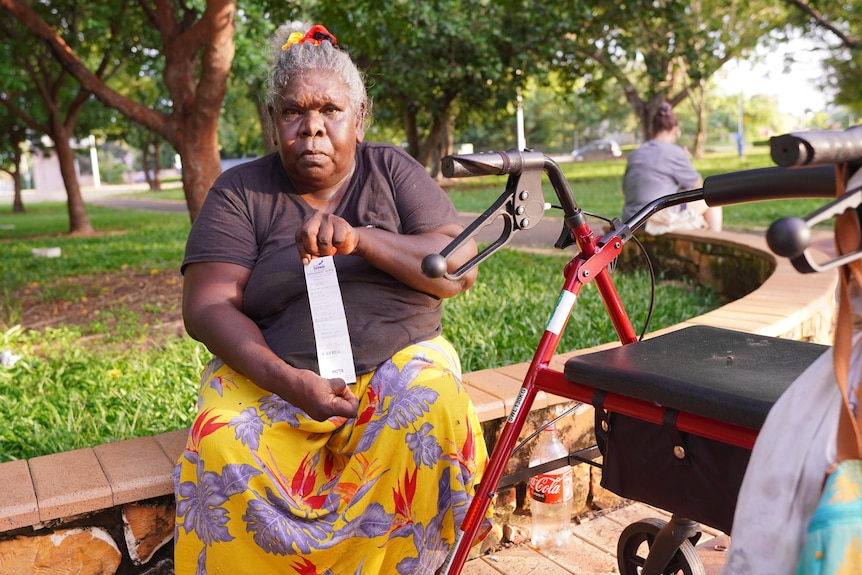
174, 337, 490, 574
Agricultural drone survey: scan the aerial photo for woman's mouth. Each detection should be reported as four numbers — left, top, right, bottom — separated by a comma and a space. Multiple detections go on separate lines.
302, 150, 327, 161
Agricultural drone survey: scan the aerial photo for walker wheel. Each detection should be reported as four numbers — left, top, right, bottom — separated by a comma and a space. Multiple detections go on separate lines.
617, 517, 705, 575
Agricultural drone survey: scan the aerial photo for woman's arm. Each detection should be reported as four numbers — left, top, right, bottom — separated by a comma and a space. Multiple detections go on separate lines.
182, 261, 359, 420
295, 213, 478, 299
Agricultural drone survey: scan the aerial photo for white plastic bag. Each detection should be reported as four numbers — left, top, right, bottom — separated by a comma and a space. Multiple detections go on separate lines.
644, 204, 707, 235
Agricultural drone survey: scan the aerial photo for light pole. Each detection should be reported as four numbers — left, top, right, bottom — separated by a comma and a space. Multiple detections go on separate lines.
516, 89, 526, 151
87, 135, 101, 188
737, 93, 744, 159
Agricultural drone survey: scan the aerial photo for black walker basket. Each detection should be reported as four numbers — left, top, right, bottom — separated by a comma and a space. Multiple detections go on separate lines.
565, 325, 829, 534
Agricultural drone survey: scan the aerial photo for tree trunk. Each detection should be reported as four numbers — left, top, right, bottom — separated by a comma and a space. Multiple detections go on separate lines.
9, 130, 25, 213
12, 167, 24, 213
417, 99, 455, 169
141, 139, 162, 191
623, 86, 648, 143
257, 99, 276, 155
176, 127, 221, 221
443, 114, 454, 160
151, 141, 162, 191
625, 88, 674, 143
691, 80, 708, 159
53, 131, 94, 235
403, 104, 420, 160
141, 141, 153, 189
429, 114, 455, 180
159, 0, 234, 221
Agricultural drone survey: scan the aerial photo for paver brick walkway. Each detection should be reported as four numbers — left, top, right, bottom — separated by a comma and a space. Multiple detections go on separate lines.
462, 501, 729, 575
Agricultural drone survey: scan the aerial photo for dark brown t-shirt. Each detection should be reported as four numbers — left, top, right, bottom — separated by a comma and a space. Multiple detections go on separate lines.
183, 142, 459, 375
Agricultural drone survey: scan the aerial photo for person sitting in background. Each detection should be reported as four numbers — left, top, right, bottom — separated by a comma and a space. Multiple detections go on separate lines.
174, 22, 489, 575
622, 103, 723, 235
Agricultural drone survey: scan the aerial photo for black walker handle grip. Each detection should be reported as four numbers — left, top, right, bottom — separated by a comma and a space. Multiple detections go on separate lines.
441, 150, 546, 178
770, 125, 862, 167
702, 165, 836, 206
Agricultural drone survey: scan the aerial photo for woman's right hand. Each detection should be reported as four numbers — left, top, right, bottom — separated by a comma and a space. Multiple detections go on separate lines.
284, 369, 360, 421
183, 261, 359, 422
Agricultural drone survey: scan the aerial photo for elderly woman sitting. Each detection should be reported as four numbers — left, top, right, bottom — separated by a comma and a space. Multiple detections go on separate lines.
174, 22, 490, 575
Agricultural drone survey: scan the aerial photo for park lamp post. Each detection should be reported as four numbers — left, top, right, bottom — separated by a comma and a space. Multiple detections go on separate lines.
737, 93, 745, 159
83, 135, 101, 189
515, 68, 526, 151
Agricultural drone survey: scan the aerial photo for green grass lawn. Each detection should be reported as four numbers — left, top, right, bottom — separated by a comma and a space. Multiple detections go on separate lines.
0, 204, 189, 301
0, 147, 829, 461
0, 326, 205, 460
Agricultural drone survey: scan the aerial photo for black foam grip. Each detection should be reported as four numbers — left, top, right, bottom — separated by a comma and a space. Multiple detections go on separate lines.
441, 150, 545, 178
702, 166, 835, 207
770, 126, 862, 167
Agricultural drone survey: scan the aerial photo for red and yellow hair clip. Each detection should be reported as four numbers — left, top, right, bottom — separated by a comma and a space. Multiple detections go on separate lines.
281, 25, 338, 51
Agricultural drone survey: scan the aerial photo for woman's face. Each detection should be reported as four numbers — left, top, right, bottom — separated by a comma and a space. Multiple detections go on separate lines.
271, 70, 363, 193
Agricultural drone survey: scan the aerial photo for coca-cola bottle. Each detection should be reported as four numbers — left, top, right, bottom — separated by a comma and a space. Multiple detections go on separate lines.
528, 422, 574, 549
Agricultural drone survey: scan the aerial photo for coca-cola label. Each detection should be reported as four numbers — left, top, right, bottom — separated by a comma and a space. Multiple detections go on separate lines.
528, 468, 574, 504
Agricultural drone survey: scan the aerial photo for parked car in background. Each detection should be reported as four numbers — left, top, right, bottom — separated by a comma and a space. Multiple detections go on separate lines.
571, 139, 622, 161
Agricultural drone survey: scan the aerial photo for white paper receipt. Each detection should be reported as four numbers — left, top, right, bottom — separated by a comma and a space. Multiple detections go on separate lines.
303, 256, 357, 383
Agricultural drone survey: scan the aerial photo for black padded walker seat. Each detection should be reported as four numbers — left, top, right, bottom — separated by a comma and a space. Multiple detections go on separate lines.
563, 325, 829, 430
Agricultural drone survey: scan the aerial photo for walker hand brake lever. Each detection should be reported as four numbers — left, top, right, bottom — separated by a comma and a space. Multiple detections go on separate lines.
421, 190, 519, 280
767, 187, 862, 273
422, 151, 547, 280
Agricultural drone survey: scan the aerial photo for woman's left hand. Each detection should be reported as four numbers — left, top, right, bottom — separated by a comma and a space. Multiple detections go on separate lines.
295, 211, 358, 265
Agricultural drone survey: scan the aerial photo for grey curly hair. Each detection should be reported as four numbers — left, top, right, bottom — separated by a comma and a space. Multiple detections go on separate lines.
266, 22, 371, 134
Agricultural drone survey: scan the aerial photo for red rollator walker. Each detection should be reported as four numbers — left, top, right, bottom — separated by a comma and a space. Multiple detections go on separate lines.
421, 126, 862, 574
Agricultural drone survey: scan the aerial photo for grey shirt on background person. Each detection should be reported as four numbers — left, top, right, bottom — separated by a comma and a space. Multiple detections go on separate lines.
621, 140, 702, 221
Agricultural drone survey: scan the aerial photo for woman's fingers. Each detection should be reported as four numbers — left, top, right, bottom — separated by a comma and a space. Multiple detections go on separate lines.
296, 212, 355, 263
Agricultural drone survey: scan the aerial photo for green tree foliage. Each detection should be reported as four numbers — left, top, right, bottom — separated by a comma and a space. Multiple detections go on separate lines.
457, 75, 635, 154
554, 0, 790, 154
786, 1, 861, 117
6, 0, 857, 209
307, 0, 582, 168
828, 54, 862, 116
217, 2, 300, 159
0, 1, 141, 233
2, 0, 240, 222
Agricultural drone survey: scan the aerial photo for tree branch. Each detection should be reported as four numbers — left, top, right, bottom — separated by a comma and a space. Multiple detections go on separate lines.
785, 0, 858, 48
1, 0, 168, 136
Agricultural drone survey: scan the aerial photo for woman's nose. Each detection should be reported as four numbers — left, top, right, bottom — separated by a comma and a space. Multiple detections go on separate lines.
301, 111, 325, 137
